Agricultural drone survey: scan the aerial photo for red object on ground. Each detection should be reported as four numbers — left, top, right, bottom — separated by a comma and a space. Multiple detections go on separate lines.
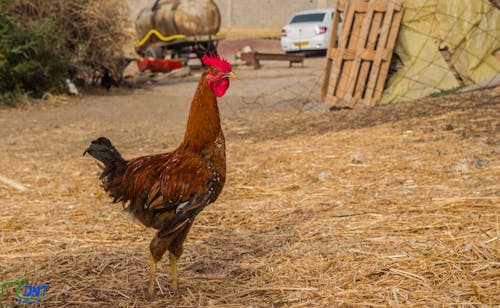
137, 58, 183, 73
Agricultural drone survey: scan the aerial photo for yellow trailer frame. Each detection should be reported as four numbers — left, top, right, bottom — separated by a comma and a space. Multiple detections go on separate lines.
135, 29, 224, 62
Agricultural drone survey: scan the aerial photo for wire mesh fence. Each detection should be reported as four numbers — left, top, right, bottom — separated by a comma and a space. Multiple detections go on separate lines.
228, 0, 498, 123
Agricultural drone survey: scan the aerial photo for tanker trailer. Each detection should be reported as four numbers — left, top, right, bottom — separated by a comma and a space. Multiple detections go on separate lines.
134, 0, 222, 63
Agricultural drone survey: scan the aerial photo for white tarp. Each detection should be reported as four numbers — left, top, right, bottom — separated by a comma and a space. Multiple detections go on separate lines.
381, 0, 499, 103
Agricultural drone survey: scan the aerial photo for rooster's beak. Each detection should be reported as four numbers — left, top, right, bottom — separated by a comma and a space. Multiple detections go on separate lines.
225, 72, 236, 79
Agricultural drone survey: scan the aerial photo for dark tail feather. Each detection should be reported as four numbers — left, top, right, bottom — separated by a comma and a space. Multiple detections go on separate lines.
84, 137, 126, 202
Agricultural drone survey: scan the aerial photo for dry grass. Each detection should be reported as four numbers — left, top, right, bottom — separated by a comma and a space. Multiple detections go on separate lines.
0, 87, 499, 306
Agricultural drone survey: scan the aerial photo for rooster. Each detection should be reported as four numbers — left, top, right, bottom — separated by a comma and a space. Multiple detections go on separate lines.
84, 53, 234, 296
100, 68, 117, 93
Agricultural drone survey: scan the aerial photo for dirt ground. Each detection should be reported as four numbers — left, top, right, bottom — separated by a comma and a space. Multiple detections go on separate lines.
0, 45, 499, 307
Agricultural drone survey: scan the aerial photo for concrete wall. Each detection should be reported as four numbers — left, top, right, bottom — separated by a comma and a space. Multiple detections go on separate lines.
215, 0, 337, 28
126, 0, 337, 28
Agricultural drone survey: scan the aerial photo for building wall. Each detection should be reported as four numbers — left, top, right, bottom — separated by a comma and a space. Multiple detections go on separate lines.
215, 0, 336, 28
126, 0, 337, 28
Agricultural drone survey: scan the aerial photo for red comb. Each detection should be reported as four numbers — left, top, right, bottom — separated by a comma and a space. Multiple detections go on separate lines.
202, 52, 231, 73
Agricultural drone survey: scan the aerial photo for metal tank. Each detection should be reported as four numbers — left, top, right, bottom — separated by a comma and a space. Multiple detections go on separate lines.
135, 0, 221, 43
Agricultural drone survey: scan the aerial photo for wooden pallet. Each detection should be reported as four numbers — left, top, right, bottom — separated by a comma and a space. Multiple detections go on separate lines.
321, 0, 403, 107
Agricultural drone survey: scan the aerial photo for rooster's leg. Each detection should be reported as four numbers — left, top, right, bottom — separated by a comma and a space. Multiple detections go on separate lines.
148, 255, 157, 297
149, 234, 169, 297
169, 252, 179, 294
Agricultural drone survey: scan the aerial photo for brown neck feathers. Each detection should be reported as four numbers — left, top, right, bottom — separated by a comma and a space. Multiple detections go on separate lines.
181, 72, 222, 152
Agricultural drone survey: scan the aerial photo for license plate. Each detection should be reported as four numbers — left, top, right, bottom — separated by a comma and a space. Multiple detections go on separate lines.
294, 41, 309, 47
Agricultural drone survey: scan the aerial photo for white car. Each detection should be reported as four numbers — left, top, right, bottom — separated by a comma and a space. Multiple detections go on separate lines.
281, 9, 342, 53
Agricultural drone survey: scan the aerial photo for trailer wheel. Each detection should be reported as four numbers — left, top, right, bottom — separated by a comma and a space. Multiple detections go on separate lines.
171, 47, 191, 66
145, 46, 163, 59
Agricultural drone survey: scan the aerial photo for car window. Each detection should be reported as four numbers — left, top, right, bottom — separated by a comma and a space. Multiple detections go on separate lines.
290, 13, 326, 24
331, 12, 343, 23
